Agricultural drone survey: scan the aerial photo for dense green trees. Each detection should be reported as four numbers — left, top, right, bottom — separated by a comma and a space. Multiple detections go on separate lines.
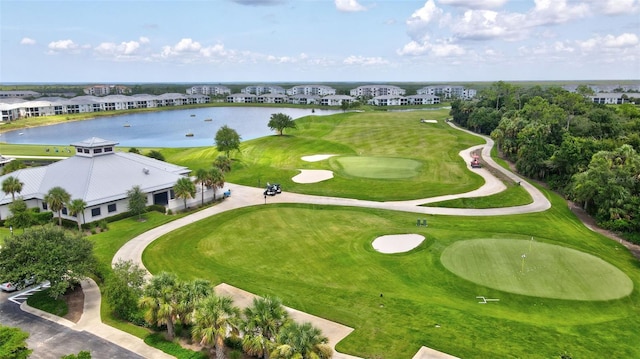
138, 272, 331, 358
0, 325, 32, 359
104, 260, 146, 322
0, 224, 96, 298
452, 82, 640, 242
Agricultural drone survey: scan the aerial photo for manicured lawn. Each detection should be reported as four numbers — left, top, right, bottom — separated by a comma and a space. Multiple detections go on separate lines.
441, 238, 633, 300
26, 288, 68, 317
335, 156, 422, 179
162, 110, 486, 201
143, 193, 640, 359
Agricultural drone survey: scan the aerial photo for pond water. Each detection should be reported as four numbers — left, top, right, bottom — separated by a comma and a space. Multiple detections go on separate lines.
0, 107, 341, 147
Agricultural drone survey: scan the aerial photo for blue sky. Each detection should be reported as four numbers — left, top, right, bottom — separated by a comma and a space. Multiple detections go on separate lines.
1, 0, 639, 83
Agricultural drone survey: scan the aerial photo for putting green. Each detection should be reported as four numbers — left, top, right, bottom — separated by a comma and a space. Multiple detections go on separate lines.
441, 239, 633, 301
335, 156, 422, 179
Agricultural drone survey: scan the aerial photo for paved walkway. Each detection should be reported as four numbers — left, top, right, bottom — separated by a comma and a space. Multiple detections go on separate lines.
21, 123, 551, 358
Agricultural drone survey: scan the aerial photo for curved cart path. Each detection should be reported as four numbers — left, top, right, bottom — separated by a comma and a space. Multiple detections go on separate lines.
111, 123, 550, 359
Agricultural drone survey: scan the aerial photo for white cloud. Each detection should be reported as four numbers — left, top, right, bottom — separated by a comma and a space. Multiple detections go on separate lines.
397, 36, 464, 57
586, 0, 640, 15
437, 0, 508, 10
174, 38, 201, 52
335, 0, 366, 12
408, 0, 443, 27
528, 0, 590, 26
343, 55, 389, 65
139, 36, 150, 44
47, 39, 82, 54
578, 33, 639, 50
160, 38, 203, 58
94, 40, 142, 57
20, 37, 36, 45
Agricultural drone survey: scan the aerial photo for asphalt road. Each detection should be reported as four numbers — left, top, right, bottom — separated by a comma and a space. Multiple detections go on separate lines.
0, 290, 143, 359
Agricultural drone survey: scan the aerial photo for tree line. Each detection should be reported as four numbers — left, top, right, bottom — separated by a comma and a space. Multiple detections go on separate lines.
450, 81, 640, 243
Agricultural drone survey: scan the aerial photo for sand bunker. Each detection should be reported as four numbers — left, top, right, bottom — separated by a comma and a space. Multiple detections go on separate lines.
420, 119, 437, 123
372, 234, 425, 253
301, 154, 337, 162
292, 169, 334, 184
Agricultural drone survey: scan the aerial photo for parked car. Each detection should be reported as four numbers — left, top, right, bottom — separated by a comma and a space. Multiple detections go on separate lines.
0, 277, 35, 292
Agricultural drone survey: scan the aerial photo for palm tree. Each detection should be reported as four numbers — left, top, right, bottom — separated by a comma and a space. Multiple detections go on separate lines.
194, 169, 210, 205
270, 322, 332, 359
67, 198, 87, 231
177, 278, 212, 325
2, 176, 24, 202
213, 155, 231, 173
242, 296, 290, 359
191, 294, 240, 359
139, 272, 182, 340
209, 167, 225, 201
44, 186, 71, 226
174, 177, 196, 210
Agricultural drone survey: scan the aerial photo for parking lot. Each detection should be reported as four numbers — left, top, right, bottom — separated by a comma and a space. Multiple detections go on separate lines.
0, 288, 143, 359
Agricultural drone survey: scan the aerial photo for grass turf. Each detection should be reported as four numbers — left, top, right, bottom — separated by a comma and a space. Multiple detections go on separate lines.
143, 193, 640, 359
441, 238, 633, 300
162, 109, 486, 201
334, 156, 422, 179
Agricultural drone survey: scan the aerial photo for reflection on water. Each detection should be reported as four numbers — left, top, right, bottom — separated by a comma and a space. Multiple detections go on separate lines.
1, 107, 340, 148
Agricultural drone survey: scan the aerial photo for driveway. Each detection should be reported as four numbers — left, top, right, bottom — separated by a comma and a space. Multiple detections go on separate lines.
0, 289, 143, 359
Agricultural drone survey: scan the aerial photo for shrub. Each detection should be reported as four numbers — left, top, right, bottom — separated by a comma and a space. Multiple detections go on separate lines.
144, 333, 208, 359
224, 336, 243, 350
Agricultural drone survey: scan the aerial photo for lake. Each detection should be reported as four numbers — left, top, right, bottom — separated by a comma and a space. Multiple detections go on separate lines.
0, 107, 341, 147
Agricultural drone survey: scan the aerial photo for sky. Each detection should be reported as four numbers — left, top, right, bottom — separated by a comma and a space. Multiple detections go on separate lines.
1, 0, 639, 83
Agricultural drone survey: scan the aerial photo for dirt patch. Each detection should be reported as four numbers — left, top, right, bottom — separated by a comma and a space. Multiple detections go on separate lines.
568, 201, 640, 260
62, 285, 84, 323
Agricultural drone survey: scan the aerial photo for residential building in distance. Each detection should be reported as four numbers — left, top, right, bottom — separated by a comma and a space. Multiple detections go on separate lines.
241, 85, 286, 95
368, 94, 441, 106
350, 85, 406, 98
287, 94, 320, 105
256, 93, 288, 104
83, 85, 131, 96
320, 95, 355, 106
186, 85, 231, 96
0, 137, 219, 223
0, 90, 41, 99
286, 85, 336, 96
588, 93, 637, 105
0, 93, 210, 121
417, 85, 476, 99
225, 93, 257, 103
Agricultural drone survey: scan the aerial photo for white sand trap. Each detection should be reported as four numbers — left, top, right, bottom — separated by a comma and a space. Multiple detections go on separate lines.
292, 169, 334, 183
372, 234, 425, 253
301, 154, 336, 162
420, 119, 437, 123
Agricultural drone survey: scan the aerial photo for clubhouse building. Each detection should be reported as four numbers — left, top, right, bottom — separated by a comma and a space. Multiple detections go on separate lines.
0, 137, 217, 224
